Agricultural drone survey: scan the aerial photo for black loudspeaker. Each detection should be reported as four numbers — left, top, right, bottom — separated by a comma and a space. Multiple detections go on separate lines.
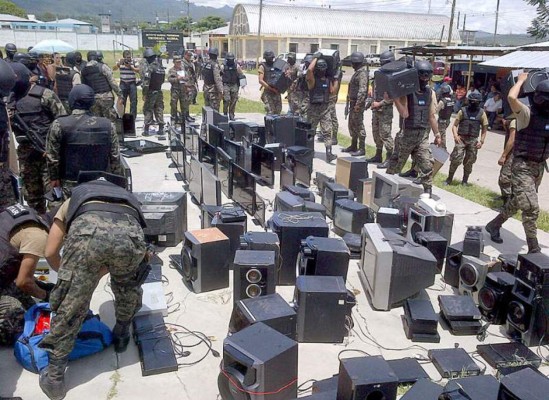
478, 272, 516, 325
181, 228, 230, 293
229, 293, 297, 340
297, 236, 350, 282
458, 254, 495, 300
443, 242, 463, 288
415, 231, 448, 273
337, 356, 398, 400
212, 214, 247, 268
265, 114, 297, 146
506, 278, 549, 347
443, 375, 500, 400
462, 226, 484, 257
295, 125, 315, 151
374, 62, 418, 99
294, 276, 347, 343
233, 250, 276, 303
498, 367, 549, 400
218, 322, 298, 400
240, 231, 281, 272
269, 212, 329, 285
286, 145, 314, 170
514, 253, 549, 288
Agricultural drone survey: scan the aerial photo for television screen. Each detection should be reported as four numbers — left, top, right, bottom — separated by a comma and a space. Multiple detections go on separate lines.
201, 165, 221, 206
251, 144, 275, 187
213, 109, 229, 126
293, 159, 311, 187
188, 155, 203, 203
224, 139, 244, 167
370, 171, 423, 212
254, 192, 266, 228
373, 178, 394, 210
184, 148, 191, 183
208, 124, 225, 149
184, 126, 199, 155
198, 137, 216, 172
334, 206, 354, 233
280, 164, 294, 190
215, 148, 233, 199
232, 162, 256, 215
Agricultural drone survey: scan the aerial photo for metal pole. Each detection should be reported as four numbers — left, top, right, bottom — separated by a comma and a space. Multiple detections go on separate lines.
467, 54, 473, 91
447, 0, 457, 46
256, 0, 263, 66
493, 0, 500, 46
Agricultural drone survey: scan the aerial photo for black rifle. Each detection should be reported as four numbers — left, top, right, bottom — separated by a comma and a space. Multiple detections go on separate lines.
12, 113, 46, 154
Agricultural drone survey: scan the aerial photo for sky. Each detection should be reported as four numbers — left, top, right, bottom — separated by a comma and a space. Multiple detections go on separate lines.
196, 0, 539, 35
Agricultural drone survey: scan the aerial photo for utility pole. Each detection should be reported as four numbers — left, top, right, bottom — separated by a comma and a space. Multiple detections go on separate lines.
187, 0, 191, 43
428, 0, 432, 14
447, 0, 456, 46
257, 0, 263, 66
457, 11, 460, 32
493, 0, 500, 46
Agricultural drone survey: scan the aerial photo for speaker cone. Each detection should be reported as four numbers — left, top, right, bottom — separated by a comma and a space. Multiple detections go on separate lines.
182, 245, 195, 281
366, 391, 386, 400
460, 263, 478, 287
246, 269, 262, 284
508, 300, 527, 331
246, 284, 262, 298
478, 287, 497, 311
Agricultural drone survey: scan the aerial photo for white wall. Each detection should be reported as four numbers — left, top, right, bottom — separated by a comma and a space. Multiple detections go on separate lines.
0, 30, 139, 51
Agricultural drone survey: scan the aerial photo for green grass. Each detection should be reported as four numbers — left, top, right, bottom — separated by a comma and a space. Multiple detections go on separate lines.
336, 133, 549, 232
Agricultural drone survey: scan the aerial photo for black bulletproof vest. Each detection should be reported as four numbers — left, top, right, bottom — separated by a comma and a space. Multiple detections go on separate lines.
261, 62, 275, 84
222, 63, 239, 84
513, 111, 549, 163
81, 64, 111, 94
65, 180, 146, 231
15, 85, 52, 140
438, 97, 455, 120
58, 114, 112, 182
405, 88, 432, 129
457, 107, 483, 137
202, 61, 215, 85
148, 63, 165, 91
0, 104, 8, 163
309, 76, 330, 105
55, 68, 76, 101
0, 204, 49, 288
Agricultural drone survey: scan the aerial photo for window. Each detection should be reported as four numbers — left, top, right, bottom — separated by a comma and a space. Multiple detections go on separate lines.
310, 43, 319, 52
350, 44, 358, 53
388, 45, 396, 52
330, 44, 339, 50
370, 44, 377, 54
289, 43, 298, 53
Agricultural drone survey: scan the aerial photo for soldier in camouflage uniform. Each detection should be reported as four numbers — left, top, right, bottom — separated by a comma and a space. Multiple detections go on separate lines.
445, 92, 488, 186
182, 50, 198, 121
285, 53, 300, 115
485, 75, 549, 254
390, 60, 441, 194
498, 118, 516, 205
328, 69, 342, 146
290, 55, 312, 119
39, 177, 147, 400
343, 52, 369, 156
81, 51, 121, 124
47, 85, 122, 196
202, 48, 223, 112
140, 48, 166, 136
306, 56, 337, 163
221, 52, 242, 120
258, 50, 282, 115
0, 59, 16, 211
435, 85, 455, 150
168, 56, 189, 124
10, 63, 66, 214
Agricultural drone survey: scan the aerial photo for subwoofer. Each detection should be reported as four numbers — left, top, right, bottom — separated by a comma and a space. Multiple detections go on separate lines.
337, 356, 398, 400
458, 254, 495, 301
478, 272, 516, 325
233, 250, 276, 303
443, 242, 463, 288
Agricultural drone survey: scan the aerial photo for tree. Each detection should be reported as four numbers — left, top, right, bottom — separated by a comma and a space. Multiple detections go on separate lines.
170, 16, 193, 32
0, 0, 27, 18
526, 0, 549, 39
194, 16, 226, 32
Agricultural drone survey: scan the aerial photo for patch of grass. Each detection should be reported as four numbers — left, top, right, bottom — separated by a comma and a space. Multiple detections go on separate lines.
336, 133, 549, 232
107, 370, 121, 400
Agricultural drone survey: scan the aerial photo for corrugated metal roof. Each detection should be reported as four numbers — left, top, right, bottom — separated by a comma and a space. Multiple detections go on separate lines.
480, 50, 549, 68
0, 14, 31, 22
231, 4, 461, 43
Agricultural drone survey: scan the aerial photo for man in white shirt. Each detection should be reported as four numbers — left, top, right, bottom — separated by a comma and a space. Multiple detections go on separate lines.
484, 92, 502, 129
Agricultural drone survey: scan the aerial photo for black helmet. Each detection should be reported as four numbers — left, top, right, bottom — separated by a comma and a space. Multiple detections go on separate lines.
467, 92, 482, 103
96, 51, 104, 62
533, 79, 549, 104
68, 84, 96, 110
440, 85, 452, 95
263, 50, 275, 60
65, 52, 77, 67
287, 52, 296, 61
74, 51, 83, 63
303, 54, 313, 67
350, 52, 364, 64
379, 50, 395, 66
0, 59, 16, 97
143, 48, 155, 58
27, 51, 38, 61
9, 61, 31, 101
5, 43, 17, 59
415, 60, 433, 80
87, 50, 97, 61
315, 59, 328, 71
209, 47, 219, 57
13, 52, 31, 67
225, 52, 235, 60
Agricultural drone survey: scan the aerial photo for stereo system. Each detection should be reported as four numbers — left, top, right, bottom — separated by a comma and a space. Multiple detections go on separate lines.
458, 254, 495, 301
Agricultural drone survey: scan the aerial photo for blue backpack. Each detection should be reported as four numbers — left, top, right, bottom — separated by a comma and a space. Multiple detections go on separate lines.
13, 303, 113, 373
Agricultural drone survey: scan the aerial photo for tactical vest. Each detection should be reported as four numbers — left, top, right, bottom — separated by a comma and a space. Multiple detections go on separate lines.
513, 111, 549, 163
15, 85, 52, 140
222, 63, 239, 85
55, 68, 76, 101
348, 67, 366, 100
404, 89, 432, 129
81, 64, 111, 94
58, 114, 112, 182
202, 61, 215, 85
0, 204, 49, 288
0, 105, 8, 163
309, 77, 330, 105
148, 64, 165, 91
457, 107, 483, 137
65, 180, 146, 232
261, 62, 275, 85
438, 97, 455, 120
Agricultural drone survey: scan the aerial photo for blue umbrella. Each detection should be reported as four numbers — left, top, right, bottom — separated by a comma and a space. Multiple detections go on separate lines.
30, 39, 75, 54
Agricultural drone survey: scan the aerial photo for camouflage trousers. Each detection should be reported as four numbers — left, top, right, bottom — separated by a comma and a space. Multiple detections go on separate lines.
448, 136, 479, 178
372, 107, 394, 153
329, 96, 339, 140
143, 90, 165, 128
170, 89, 190, 120
498, 153, 514, 199
203, 84, 222, 112
39, 212, 146, 359
0, 283, 35, 346
388, 128, 433, 188
91, 96, 117, 123
287, 90, 300, 115
260, 90, 282, 115
437, 118, 451, 150
16, 142, 50, 214
0, 163, 17, 212
222, 83, 239, 117
500, 157, 545, 241
308, 102, 332, 147
348, 103, 366, 142
294, 91, 309, 119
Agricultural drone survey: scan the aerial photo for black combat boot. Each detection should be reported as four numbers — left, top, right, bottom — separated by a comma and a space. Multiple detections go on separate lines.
39, 356, 68, 400
143, 125, 150, 137
527, 237, 541, 253
185, 112, 195, 123
485, 214, 506, 244
461, 173, 470, 186
342, 137, 357, 153
112, 320, 131, 353
423, 186, 432, 197
366, 148, 383, 163
377, 151, 392, 169
331, 131, 338, 146
229, 114, 235, 121
351, 137, 366, 156
325, 146, 337, 163
399, 168, 418, 178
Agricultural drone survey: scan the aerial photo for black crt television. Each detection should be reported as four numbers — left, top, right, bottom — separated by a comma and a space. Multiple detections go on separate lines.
370, 171, 423, 212
224, 139, 245, 168
251, 144, 275, 188
208, 124, 225, 149
274, 191, 304, 212
254, 192, 267, 229
213, 109, 229, 126
293, 159, 311, 187
201, 164, 222, 206
183, 148, 192, 184
198, 137, 216, 172
215, 148, 233, 199
231, 162, 256, 215
188, 154, 203, 203
171, 138, 185, 179
280, 164, 295, 190
333, 198, 375, 235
